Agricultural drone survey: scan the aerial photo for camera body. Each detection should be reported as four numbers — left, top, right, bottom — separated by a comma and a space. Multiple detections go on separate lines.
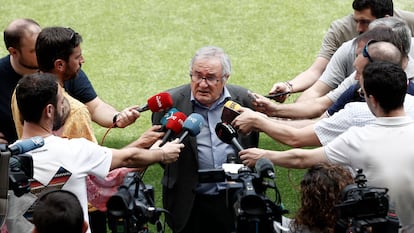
106, 172, 162, 233
335, 169, 399, 233
228, 166, 286, 233
199, 161, 287, 233
0, 144, 33, 197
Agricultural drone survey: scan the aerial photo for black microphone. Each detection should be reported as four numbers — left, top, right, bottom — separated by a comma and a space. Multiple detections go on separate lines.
255, 157, 275, 179
8, 136, 45, 155
215, 122, 244, 152
178, 113, 204, 143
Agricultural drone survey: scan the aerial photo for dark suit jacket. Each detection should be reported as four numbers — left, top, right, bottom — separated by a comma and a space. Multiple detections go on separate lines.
152, 84, 259, 232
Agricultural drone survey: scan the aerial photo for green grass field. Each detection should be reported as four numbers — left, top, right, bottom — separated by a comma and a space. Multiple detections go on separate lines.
1, 0, 413, 232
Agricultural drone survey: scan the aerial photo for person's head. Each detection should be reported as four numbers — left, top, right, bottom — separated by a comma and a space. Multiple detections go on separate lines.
36, 27, 84, 81
354, 40, 402, 81
32, 190, 88, 233
352, 0, 393, 33
189, 46, 231, 108
16, 72, 66, 131
368, 17, 412, 58
361, 61, 406, 114
292, 163, 354, 233
3, 18, 41, 70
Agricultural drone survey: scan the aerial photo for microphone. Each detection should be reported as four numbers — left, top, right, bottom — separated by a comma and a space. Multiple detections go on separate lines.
178, 113, 204, 143
215, 122, 244, 152
255, 157, 275, 179
8, 136, 45, 155
160, 108, 179, 127
159, 108, 179, 131
136, 92, 173, 112
160, 112, 187, 146
221, 100, 241, 123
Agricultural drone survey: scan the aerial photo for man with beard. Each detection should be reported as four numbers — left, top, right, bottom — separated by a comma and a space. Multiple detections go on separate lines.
11, 27, 97, 142
0, 19, 41, 144
0, 19, 140, 145
5, 72, 184, 233
8, 26, 135, 233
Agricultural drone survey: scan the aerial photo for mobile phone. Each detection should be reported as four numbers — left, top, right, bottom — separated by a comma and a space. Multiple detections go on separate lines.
264, 91, 290, 99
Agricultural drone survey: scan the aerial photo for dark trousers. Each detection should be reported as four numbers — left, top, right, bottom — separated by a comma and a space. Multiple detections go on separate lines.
89, 210, 107, 233
180, 192, 236, 233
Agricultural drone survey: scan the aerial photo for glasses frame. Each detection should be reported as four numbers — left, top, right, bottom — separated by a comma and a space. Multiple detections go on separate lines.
362, 39, 378, 62
190, 73, 221, 85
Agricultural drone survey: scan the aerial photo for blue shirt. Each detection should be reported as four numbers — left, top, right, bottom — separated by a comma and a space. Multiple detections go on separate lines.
191, 87, 234, 194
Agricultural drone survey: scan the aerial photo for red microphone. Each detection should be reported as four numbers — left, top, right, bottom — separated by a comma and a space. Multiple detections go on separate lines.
160, 112, 187, 146
137, 92, 173, 112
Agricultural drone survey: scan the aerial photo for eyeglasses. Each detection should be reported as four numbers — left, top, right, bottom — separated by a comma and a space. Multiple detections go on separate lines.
362, 39, 378, 62
190, 73, 221, 85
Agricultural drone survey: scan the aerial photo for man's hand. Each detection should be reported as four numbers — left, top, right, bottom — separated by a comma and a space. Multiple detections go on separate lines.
151, 138, 184, 164
134, 125, 165, 148
114, 105, 141, 128
268, 82, 292, 103
239, 148, 267, 167
249, 92, 279, 117
232, 107, 267, 134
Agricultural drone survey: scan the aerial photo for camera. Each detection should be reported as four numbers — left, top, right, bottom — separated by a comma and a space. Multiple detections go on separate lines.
0, 143, 34, 197
106, 172, 169, 233
335, 169, 400, 233
1, 141, 35, 227
199, 157, 288, 233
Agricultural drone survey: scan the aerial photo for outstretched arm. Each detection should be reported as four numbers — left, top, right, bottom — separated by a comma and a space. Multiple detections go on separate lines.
239, 146, 327, 169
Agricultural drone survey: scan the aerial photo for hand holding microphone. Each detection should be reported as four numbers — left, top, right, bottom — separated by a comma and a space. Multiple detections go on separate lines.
114, 92, 173, 128
150, 138, 184, 164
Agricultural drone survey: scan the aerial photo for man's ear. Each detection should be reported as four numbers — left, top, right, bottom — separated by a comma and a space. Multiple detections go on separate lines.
367, 94, 378, 108
45, 104, 54, 117
8, 47, 17, 56
54, 59, 65, 72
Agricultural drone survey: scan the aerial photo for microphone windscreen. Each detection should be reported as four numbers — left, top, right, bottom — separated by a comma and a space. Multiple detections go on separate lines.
165, 112, 187, 134
161, 108, 179, 126
215, 122, 238, 144
8, 136, 45, 155
147, 92, 173, 112
221, 100, 241, 123
182, 113, 204, 136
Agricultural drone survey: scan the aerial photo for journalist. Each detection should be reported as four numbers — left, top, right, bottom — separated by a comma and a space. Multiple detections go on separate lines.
5, 72, 184, 233
239, 61, 414, 227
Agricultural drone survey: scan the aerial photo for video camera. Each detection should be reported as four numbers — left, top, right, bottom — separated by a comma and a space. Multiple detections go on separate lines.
199, 157, 288, 233
106, 172, 170, 233
335, 169, 400, 233
0, 137, 43, 227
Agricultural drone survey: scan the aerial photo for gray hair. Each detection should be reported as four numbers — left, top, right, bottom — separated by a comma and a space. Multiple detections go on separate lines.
369, 17, 411, 57
189, 46, 231, 80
